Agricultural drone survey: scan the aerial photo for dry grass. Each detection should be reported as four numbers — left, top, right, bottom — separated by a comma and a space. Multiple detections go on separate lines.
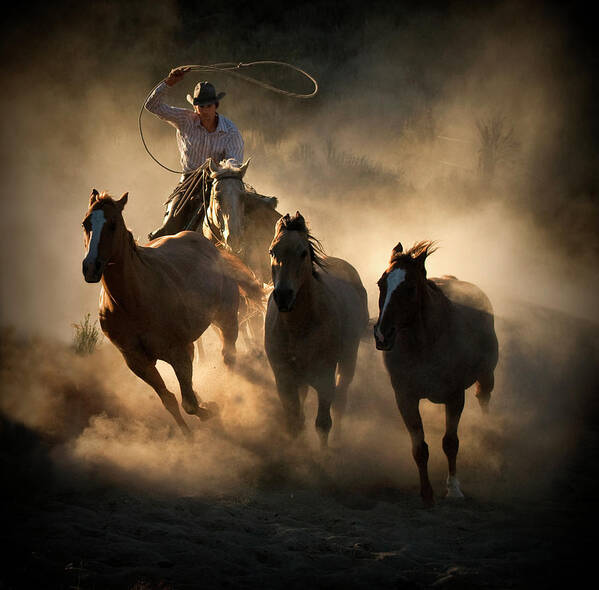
72, 312, 101, 355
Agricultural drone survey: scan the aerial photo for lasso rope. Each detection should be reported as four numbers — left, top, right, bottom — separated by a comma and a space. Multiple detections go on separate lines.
139, 60, 319, 174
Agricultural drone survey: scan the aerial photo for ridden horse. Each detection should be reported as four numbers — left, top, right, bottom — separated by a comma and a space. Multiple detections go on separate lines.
81, 190, 263, 436
265, 212, 369, 447
374, 241, 498, 505
202, 158, 281, 284
203, 158, 281, 347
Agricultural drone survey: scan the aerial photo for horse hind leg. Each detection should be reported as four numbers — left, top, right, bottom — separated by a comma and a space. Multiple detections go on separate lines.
123, 351, 191, 438
214, 290, 239, 368
169, 343, 216, 422
443, 390, 465, 499
245, 312, 265, 357
475, 369, 494, 414
331, 348, 358, 442
194, 337, 206, 363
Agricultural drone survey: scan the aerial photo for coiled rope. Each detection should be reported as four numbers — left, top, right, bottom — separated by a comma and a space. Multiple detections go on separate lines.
139, 60, 319, 174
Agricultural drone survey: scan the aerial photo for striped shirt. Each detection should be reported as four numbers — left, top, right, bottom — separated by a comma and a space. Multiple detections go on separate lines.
145, 81, 244, 174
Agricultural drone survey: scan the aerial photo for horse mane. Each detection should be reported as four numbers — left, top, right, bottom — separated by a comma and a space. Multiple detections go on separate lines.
211, 159, 245, 180
277, 212, 328, 273
391, 240, 438, 265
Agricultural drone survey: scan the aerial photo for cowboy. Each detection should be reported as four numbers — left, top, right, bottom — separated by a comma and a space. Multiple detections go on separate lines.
145, 66, 244, 240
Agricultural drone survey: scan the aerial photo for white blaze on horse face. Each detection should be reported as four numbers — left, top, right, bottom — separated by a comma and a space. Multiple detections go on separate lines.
86, 209, 106, 262
376, 267, 406, 340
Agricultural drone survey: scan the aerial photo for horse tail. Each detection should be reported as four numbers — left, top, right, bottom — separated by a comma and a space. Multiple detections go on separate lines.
219, 250, 266, 305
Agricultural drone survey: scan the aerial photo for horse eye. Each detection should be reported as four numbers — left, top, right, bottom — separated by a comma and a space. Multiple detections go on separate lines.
269, 249, 274, 257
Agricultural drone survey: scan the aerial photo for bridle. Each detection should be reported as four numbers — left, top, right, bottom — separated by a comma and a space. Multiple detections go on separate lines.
202, 172, 246, 253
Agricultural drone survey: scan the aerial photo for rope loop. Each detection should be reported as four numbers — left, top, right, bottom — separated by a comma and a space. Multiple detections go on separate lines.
139, 60, 318, 174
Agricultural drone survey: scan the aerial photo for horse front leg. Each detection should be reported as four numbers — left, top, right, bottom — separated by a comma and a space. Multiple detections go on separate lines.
443, 390, 465, 498
395, 392, 434, 506
311, 369, 337, 449
274, 370, 304, 438
122, 350, 191, 437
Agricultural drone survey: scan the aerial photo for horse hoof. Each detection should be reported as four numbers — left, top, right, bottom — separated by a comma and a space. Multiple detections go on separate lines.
223, 352, 236, 368
446, 476, 465, 499
421, 495, 435, 508
198, 401, 219, 421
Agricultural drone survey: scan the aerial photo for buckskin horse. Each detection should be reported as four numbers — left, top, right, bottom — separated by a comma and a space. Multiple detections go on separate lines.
374, 241, 498, 505
81, 189, 263, 436
265, 212, 369, 447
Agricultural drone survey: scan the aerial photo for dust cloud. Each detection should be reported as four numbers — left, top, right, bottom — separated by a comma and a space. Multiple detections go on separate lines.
1, 0, 598, 505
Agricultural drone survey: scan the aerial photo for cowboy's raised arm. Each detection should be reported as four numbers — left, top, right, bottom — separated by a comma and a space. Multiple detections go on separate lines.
165, 66, 191, 87
144, 67, 192, 128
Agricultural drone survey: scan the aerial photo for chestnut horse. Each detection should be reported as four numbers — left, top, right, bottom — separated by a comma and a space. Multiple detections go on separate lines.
265, 213, 369, 447
374, 241, 498, 505
81, 190, 263, 436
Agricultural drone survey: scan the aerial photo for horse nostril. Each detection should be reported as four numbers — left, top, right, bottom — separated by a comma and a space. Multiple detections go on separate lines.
273, 287, 294, 310
375, 321, 393, 342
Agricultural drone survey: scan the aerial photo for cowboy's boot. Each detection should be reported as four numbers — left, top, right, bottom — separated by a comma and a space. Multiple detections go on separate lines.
148, 195, 182, 241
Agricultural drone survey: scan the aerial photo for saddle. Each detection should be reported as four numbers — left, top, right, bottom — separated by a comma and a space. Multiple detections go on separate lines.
149, 162, 278, 241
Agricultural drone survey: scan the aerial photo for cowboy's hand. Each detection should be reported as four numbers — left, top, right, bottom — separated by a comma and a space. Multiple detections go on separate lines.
165, 66, 190, 87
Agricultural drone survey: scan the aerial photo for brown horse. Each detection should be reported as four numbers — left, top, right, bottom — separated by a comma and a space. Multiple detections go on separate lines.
374, 241, 498, 505
265, 212, 369, 447
81, 189, 263, 436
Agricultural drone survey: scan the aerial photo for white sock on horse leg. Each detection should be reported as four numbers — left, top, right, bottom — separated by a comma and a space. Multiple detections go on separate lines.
446, 475, 464, 498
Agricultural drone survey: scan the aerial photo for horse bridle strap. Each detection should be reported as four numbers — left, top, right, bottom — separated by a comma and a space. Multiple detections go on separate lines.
202, 173, 227, 249
203, 174, 246, 250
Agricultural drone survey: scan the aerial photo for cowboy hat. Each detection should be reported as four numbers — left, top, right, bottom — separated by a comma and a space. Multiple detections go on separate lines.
186, 81, 226, 107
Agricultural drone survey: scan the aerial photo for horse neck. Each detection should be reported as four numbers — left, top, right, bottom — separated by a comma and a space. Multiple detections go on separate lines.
417, 280, 451, 345
279, 269, 323, 326
101, 224, 142, 311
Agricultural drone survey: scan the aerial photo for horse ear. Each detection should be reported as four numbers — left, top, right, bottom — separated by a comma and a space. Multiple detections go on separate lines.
116, 192, 128, 211
208, 158, 219, 176
89, 189, 99, 206
239, 158, 251, 178
392, 241, 403, 254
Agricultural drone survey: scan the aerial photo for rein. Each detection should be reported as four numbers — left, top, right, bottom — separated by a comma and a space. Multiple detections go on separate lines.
139, 60, 319, 174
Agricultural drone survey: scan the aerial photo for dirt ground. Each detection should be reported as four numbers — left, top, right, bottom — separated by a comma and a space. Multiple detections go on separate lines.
1, 300, 598, 589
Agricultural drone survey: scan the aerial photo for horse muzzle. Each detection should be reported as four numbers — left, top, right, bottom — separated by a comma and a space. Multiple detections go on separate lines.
273, 286, 296, 312
82, 258, 105, 283
374, 323, 395, 351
